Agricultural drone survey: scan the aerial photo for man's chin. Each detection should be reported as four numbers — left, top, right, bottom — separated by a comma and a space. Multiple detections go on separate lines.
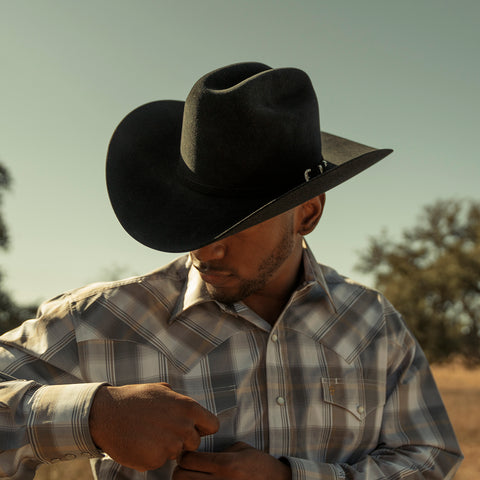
205, 278, 266, 306
205, 284, 242, 305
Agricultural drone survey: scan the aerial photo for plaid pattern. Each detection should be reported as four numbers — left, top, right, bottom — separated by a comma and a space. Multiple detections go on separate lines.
0, 244, 462, 479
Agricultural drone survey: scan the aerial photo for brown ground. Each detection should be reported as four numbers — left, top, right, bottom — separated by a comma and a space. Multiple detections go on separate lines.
34, 362, 479, 479
430, 362, 480, 479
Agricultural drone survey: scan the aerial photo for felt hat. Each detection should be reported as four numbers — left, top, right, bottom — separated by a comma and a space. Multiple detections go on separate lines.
106, 62, 392, 252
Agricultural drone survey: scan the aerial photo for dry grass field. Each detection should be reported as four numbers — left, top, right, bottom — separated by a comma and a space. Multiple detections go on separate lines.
430, 362, 480, 479
35, 458, 93, 480
35, 362, 479, 479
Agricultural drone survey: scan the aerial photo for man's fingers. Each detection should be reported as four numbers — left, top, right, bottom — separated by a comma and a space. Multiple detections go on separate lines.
223, 441, 252, 452
182, 427, 201, 452
193, 405, 220, 437
170, 389, 219, 437
178, 443, 253, 470
177, 443, 292, 480
178, 451, 222, 473
173, 465, 211, 480
166, 439, 185, 461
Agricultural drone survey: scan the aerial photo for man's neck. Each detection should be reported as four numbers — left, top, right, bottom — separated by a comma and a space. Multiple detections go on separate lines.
242, 245, 304, 326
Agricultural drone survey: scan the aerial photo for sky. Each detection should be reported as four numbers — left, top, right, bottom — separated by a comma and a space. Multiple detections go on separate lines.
0, 0, 478, 305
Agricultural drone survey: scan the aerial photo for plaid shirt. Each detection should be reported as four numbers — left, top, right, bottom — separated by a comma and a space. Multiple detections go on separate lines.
0, 244, 462, 479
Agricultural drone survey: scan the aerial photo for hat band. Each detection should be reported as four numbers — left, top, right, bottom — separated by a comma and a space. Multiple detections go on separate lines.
176, 157, 335, 199
176, 159, 300, 199
176, 166, 279, 199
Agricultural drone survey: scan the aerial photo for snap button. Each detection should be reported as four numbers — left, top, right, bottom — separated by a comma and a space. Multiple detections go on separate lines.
357, 405, 365, 414
276, 396, 285, 406
271, 333, 278, 342
64, 454, 76, 460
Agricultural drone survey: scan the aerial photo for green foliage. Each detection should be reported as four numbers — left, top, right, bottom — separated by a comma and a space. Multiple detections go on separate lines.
0, 163, 38, 335
357, 199, 480, 364
0, 164, 11, 250
0, 280, 37, 334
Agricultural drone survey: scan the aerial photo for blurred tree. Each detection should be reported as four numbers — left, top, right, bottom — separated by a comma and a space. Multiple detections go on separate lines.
356, 198, 480, 364
0, 163, 37, 334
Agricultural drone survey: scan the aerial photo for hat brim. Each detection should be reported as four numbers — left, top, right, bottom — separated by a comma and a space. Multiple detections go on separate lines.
106, 100, 392, 252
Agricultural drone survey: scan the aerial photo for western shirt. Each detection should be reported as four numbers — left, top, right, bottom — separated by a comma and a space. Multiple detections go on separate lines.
0, 245, 462, 479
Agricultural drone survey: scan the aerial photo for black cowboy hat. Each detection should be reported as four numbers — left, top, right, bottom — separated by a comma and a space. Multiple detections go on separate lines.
106, 62, 392, 252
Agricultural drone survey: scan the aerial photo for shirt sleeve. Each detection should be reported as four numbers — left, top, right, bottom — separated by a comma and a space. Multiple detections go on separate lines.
0, 294, 105, 478
0, 379, 104, 478
282, 313, 463, 480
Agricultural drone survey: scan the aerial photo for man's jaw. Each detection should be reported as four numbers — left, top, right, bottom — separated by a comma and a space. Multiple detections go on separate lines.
191, 260, 236, 288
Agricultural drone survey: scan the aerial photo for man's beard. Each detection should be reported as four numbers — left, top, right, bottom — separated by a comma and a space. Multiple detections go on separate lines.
204, 220, 296, 305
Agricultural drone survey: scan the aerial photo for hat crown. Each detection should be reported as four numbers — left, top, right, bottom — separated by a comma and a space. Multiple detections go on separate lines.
179, 62, 323, 197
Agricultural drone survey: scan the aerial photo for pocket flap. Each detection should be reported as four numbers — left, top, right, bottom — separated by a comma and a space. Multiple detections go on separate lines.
321, 378, 385, 421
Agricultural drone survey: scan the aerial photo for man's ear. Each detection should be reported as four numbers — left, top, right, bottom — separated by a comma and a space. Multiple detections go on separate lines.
297, 194, 326, 236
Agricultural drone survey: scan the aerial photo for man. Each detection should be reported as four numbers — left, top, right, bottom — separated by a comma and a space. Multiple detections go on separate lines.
0, 62, 462, 479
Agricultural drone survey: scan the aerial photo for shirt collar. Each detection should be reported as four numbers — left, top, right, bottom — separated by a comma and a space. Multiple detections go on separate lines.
169, 255, 214, 323
300, 240, 337, 313
170, 242, 337, 323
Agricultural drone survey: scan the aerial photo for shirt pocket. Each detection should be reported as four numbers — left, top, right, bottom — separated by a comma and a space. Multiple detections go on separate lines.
321, 378, 386, 422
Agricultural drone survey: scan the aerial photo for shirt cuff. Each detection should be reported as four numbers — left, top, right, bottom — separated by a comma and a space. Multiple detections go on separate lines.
281, 455, 346, 480
26, 382, 106, 464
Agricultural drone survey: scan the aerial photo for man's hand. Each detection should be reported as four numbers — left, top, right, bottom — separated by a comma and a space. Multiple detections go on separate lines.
89, 382, 219, 472
173, 442, 292, 480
